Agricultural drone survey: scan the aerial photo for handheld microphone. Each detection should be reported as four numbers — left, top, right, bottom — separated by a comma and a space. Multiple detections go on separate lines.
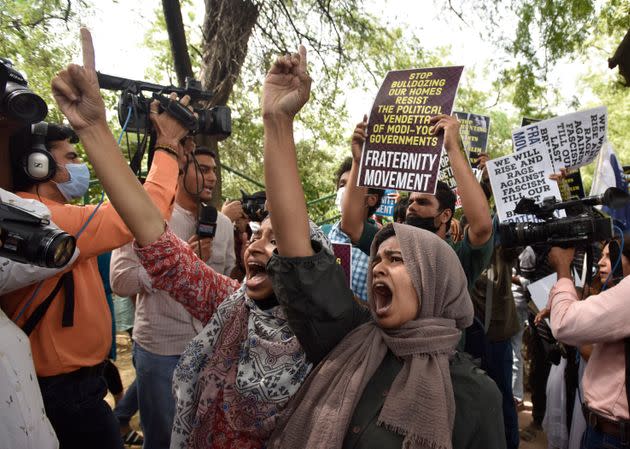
197, 204, 217, 239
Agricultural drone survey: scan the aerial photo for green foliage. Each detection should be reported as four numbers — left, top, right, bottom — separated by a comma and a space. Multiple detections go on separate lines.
501, 0, 596, 114
142, 1, 451, 223
451, 0, 629, 115
8, 0, 628, 215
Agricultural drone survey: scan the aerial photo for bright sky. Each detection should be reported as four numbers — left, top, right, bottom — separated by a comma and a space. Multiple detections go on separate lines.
81, 0, 603, 132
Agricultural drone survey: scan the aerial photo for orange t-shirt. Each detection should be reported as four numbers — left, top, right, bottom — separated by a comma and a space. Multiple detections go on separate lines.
0, 151, 178, 376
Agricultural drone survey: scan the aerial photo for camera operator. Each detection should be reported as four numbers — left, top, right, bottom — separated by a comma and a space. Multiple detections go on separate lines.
0, 61, 86, 449
109, 142, 235, 449
0, 52, 191, 447
547, 240, 630, 449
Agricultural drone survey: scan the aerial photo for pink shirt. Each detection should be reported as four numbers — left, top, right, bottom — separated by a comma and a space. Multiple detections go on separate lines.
548, 277, 630, 420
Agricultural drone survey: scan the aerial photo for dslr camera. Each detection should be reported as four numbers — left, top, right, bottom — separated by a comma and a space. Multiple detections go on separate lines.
0, 58, 48, 124
97, 72, 231, 139
499, 187, 630, 248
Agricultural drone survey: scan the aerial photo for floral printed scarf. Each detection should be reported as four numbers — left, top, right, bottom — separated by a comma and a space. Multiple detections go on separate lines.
170, 222, 330, 449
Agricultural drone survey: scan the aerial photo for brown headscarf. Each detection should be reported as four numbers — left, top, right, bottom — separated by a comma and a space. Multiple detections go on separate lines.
268, 223, 473, 449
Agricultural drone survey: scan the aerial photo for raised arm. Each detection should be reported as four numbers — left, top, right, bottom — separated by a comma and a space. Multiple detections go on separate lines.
430, 114, 492, 246
51, 28, 187, 247
135, 229, 240, 324
340, 116, 369, 242
261, 46, 313, 258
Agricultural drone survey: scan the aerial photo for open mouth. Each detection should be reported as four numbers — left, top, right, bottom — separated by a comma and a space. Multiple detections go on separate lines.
246, 261, 268, 288
372, 282, 393, 317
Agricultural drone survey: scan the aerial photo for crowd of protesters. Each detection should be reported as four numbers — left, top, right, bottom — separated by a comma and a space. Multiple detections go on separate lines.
1, 26, 629, 449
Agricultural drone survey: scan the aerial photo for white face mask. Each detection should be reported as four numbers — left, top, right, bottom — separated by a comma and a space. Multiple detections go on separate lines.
55, 163, 91, 201
334, 186, 345, 213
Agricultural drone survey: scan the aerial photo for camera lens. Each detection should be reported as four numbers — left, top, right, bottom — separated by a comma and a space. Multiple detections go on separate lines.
0, 224, 76, 268
2, 82, 48, 124
42, 230, 76, 268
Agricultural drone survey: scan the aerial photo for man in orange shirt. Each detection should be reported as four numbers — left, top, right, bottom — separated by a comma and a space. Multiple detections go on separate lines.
1, 98, 190, 449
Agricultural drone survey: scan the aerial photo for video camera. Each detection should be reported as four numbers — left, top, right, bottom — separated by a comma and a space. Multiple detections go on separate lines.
0, 60, 75, 268
499, 187, 630, 248
97, 72, 231, 139
0, 58, 47, 124
241, 190, 267, 222
0, 201, 76, 268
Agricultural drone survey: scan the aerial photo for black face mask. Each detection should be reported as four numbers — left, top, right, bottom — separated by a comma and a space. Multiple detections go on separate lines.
405, 214, 441, 234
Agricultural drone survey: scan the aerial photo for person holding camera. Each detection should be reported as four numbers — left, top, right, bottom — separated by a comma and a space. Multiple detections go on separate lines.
45, 28, 333, 449
0, 43, 191, 449
109, 143, 235, 449
547, 240, 630, 449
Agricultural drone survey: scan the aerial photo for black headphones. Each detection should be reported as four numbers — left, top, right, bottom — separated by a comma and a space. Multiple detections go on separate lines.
22, 121, 56, 182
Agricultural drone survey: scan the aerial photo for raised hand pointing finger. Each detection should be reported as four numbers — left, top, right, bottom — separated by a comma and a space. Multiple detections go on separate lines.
81, 27, 96, 72
51, 27, 106, 131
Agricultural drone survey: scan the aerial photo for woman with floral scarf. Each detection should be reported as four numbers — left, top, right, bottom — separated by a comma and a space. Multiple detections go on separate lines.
48, 28, 331, 449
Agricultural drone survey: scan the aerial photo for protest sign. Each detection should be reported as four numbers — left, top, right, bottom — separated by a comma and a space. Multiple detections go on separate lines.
519, 116, 585, 198
527, 273, 555, 325
469, 151, 481, 169
375, 189, 398, 219
487, 146, 563, 223
437, 150, 463, 208
438, 112, 490, 208
512, 107, 608, 171
454, 111, 490, 156
565, 169, 585, 198
454, 111, 490, 181
332, 243, 352, 288
358, 66, 464, 194
438, 149, 456, 190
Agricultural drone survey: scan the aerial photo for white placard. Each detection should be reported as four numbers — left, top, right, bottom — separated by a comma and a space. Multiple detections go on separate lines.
527, 273, 556, 326
512, 106, 608, 171
487, 146, 563, 223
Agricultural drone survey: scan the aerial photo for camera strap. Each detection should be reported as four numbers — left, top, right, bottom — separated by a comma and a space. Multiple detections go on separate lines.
21, 271, 75, 336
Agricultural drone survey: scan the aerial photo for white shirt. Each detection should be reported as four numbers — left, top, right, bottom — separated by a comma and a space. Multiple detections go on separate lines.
0, 309, 58, 449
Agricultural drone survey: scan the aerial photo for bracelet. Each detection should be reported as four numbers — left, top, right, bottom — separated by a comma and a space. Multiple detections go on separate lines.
154, 144, 179, 158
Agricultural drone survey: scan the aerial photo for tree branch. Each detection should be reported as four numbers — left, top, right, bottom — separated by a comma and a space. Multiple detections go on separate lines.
162, 0, 194, 86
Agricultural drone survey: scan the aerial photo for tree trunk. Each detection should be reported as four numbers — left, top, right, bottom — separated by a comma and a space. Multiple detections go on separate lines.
200, 0, 259, 106
197, 0, 260, 205
162, 0, 260, 207
162, 0, 194, 87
